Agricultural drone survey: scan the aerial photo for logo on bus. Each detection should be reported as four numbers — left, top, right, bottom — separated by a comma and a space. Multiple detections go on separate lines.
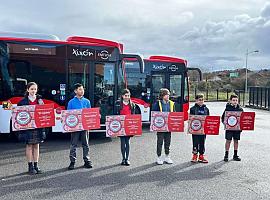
66, 114, 79, 128
72, 49, 94, 57
153, 64, 166, 70
169, 65, 178, 72
16, 111, 31, 126
98, 50, 112, 60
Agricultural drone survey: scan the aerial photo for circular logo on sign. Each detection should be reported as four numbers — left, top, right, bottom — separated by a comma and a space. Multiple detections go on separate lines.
191, 119, 202, 131
16, 111, 31, 125
66, 115, 79, 128
227, 115, 238, 127
154, 116, 166, 128
109, 120, 122, 133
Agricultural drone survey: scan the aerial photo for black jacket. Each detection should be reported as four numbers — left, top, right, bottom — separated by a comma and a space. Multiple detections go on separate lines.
17, 95, 44, 135
190, 103, 210, 116
114, 100, 141, 115
221, 103, 243, 123
17, 95, 43, 106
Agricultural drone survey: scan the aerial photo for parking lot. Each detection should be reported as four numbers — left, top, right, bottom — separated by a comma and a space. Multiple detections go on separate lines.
1, 102, 270, 200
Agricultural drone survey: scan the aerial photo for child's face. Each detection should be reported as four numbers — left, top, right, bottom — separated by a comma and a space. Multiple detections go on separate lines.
163, 94, 170, 102
122, 92, 130, 102
27, 84, 37, 96
230, 97, 238, 106
196, 98, 204, 106
75, 86, 84, 97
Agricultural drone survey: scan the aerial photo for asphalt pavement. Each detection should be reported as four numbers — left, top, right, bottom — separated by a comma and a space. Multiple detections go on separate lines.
0, 102, 269, 200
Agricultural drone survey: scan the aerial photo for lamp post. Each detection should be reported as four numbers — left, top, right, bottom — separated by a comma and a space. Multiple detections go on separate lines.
244, 49, 259, 105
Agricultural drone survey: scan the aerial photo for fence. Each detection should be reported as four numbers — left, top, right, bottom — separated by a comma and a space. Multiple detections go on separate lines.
248, 87, 270, 110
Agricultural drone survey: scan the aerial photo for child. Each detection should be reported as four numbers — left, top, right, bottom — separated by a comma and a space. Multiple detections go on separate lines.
222, 94, 243, 162
67, 83, 92, 170
115, 89, 141, 166
152, 88, 175, 165
190, 94, 210, 163
17, 82, 45, 175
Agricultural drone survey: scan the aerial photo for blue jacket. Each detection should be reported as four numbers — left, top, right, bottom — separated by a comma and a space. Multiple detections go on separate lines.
67, 96, 91, 110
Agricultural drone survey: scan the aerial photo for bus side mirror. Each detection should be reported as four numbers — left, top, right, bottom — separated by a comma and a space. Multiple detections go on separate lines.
187, 67, 202, 81
120, 54, 144, 73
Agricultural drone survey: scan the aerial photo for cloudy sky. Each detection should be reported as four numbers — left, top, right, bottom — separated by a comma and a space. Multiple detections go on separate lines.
1, 0, 270, 71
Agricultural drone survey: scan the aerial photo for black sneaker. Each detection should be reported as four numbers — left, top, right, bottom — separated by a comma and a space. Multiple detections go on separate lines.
233, 156, 241, 161
125, 160, 130, 166
68, 162, 75, 170
224, 156, 229, 162
121, 159, 126, 165
84, 161, 92, 168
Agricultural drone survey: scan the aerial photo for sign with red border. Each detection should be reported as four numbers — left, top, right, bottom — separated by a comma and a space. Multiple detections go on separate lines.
12, 104, 55, 131
106, 115, 142, 137
188, 115, 220, 135
150, 111, 184, 132
61, 108, 100, 132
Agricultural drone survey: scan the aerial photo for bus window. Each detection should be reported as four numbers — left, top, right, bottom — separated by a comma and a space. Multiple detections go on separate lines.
68, 62, 89, 100
151, 74, 165, 101
125, 61, 148, 102
184, 75, 189, 103
94, 63, 115, 119
170, 74, 182, 97
7, 61, 30, 97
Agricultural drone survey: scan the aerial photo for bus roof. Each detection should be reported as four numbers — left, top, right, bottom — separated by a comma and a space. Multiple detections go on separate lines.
0, 35, 124, 52
145, 55, 187, 64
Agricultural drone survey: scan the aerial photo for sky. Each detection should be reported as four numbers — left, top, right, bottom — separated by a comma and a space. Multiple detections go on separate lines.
0, 0, 270, 71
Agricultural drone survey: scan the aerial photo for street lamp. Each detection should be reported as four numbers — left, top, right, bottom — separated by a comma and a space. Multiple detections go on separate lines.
244, 49, 259, 105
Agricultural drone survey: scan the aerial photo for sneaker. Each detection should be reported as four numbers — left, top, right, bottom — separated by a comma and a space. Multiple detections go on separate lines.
164, 155, 173, 164
68, 162, 75, 170
191, 154, 198, 163
233, 155, 241, 161
198, 154, 208, 163
125, 160, 130, 166
121, 159, 126, 165
224, 156, 229, 162
84, 161, 93, 168
156, 156, 163, 165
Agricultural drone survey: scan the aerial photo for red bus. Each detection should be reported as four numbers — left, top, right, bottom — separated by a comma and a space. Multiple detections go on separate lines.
0, 33, 144, 134
124, 55, 201, 122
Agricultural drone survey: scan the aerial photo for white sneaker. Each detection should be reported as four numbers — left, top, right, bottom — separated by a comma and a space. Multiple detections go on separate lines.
164, 155, 173, 164
156, 156, 163, 165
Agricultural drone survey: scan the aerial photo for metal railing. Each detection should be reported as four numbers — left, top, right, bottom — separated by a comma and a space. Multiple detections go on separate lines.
248, 87, 270, 110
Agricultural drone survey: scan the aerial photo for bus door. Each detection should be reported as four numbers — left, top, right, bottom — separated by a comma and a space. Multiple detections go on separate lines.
150, 73, 166, 104
150, 72, 183, 112
169, 74, 183, 112
93, 62, 115, 122
67, 61, 90, 103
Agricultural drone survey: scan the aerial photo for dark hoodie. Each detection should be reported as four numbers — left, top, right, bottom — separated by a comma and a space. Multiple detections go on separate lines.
221, 103, 243, 122
190, 103, 210, 116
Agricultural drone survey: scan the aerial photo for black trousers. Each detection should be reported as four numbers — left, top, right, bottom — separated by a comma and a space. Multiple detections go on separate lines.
157, 132, 171, 157
192, 135, 206, 155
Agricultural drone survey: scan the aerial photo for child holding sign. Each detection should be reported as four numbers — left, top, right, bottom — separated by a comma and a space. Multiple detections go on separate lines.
152, 88, 175, 165
67, 83, 92, 170
222, 94, 243, 162
17, 82, 45, 175
115, 89, 141, 166
190, 94, 210, 163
